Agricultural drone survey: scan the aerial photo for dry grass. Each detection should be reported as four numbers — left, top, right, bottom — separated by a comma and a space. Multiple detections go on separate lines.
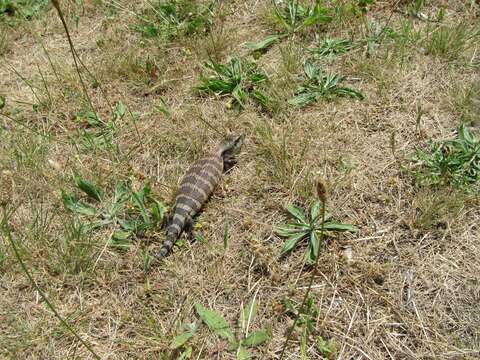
1, 0, 480, 358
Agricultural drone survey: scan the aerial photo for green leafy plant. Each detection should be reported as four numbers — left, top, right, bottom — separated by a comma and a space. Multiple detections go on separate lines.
73, 101, 131, 152
195, 57, 269, 109
288, 61, 364, 107
276, 200, 357, 264
131, 0, 214, 39
283, 296, 337, 358
195, 295, 271, 359
272, 0, 332, 35
308, 37, 355, 58
245, 0, 332, 52
169, 322, 197, 358
62, 177, 166, 250
411, 124, 480, 189
0, 0, 49, 25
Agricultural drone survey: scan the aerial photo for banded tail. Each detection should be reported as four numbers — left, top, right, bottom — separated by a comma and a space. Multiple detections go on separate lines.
156, 134, 243, 259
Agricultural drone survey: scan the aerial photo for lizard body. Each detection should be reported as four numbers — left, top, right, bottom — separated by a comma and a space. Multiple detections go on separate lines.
157, 135, 243, 258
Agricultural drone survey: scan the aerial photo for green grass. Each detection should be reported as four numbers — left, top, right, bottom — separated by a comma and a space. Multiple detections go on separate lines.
195, 57, 269, 109
412, 124, 480, 189
424, 23, 477, 61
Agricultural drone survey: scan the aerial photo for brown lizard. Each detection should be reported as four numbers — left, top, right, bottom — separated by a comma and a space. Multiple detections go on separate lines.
156, 134, 243, 258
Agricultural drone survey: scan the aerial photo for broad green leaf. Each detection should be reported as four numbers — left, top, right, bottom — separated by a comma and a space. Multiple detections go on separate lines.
149, 199, 166, 225
275, 225, 308, 237
285, 205, 307, 223
62, 193, 97, 216
178, 346, 193, 360
169, 331, 195, 349
240, 298, 258, 329
310, 200, 321, 222
243, 329, 270, 347
114, 101, 126, 120
288, 93, 317, 107
305, 242, 316, 264
195, 303, 234, 342
110, 230, 132, 250
458, 124, 474, 144
245, 35, 283, 51
280, 232, 307, 255
237, 346, 251, 360
74, 176, 103, 201
322, 223, 358, 232
131, 188, 149, 223
310, 231, 320, 261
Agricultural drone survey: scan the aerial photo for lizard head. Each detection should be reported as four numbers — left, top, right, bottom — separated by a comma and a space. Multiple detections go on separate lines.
216, 134, 243, 171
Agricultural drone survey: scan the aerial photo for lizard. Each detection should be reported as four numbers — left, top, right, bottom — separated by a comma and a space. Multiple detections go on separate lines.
156, 134, 243, 259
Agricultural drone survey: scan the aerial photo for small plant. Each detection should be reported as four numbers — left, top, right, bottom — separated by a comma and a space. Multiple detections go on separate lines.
411, 124, 480, 189
62, 176, 166, 251
308, 37, 355, 59
276, 200, 357, 264
73, 101, 135, 152
195, 295, 270, 358
195, 57, 269, 109
131, 0, 214, 39
0, 0, 49, 25
245, 0, 332, 51
283, 296, 337, 358
288, 61, 364, 107
169, 322, 198, 358
272, 0, 332, 34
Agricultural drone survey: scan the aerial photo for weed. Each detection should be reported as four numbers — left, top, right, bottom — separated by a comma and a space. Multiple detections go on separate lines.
169, 322, 197, 355
195, 294, 271, 358
0, 0, 49, 25
62, 176, 166, 252
308, 37, 355, 59
271, 0, 332, 35
282, 295, 337, 358
131, 0, 214, 40
289, 61, 364, 107
247, 1, 332, 52
276, 200, 357, 264
411, 124, 480, 189
195, 57, 269, 109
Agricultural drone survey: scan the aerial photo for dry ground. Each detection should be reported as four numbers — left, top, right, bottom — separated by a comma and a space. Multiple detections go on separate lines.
1, 0, 480, 359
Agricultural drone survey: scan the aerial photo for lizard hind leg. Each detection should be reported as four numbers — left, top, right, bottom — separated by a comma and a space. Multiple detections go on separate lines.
183, 215, 194, 241
161, 212, 173, 230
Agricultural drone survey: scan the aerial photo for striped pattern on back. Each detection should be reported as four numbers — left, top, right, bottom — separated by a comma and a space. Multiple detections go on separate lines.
157, 155, 223, 258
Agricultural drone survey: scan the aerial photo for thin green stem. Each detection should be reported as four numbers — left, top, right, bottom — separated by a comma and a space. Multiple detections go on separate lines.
279, 200, 326, 359
0, 210, 100, 360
